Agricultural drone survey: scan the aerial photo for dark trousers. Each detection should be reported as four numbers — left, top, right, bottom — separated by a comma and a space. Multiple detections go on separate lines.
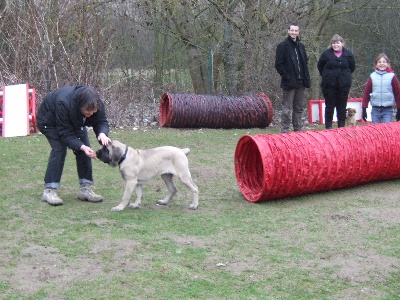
323, 84, 350, 129
43, 132, 93, 189
281, 83, 305, 132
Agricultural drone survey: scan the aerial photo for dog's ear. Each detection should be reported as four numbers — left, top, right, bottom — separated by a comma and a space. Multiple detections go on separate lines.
111, 145, 124, 165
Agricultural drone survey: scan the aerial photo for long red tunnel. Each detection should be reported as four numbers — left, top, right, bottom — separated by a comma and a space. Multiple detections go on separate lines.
234, 123, 400, 202
159, 93, 273, 129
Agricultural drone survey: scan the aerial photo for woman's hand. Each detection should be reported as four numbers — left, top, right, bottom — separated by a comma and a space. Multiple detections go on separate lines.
98, 133, 111, 146
80, 145, 97, 158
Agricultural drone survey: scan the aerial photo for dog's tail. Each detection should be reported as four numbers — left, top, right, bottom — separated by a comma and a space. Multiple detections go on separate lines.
181, 148, 190, 155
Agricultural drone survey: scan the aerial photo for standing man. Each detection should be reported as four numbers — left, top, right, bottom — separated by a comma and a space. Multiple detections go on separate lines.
37, 86, 111, 206
275, 23, 311, 133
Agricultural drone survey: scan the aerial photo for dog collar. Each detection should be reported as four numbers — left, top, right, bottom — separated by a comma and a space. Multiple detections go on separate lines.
118, 147, 129, 165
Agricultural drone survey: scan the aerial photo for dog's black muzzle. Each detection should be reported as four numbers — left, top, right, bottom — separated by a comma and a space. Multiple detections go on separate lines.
96, 146, 110, 164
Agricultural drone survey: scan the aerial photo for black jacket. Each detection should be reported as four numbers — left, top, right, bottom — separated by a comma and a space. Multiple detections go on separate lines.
317, 48, 356, 89
37, 86, 109, 152
275, 36, 311, 90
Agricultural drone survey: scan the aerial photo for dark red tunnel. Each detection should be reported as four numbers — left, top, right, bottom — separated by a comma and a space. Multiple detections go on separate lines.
159, 93, 273, 129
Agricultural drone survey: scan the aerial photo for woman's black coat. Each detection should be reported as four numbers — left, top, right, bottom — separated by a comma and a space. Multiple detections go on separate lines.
317, 48, 356, 90
37, 86, 109, 152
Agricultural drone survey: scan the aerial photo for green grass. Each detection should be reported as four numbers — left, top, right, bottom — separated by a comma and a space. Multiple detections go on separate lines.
0, 126, 399, 299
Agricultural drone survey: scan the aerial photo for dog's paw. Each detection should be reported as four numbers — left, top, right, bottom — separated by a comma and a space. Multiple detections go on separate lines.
156, 199, 168, 206
188, 204, 198, 210
111, 205, 124, 212
129, 203, 140, 209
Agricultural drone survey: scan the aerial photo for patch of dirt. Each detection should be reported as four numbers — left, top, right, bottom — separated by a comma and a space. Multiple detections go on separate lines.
1, 239, 151, 295
169, 234, 208, 248
220, 258, 263, 276
168, 234, 264, 276
298, 186, 400, 286
2, 245, 103, 294
334, 286, 386, 300
308, 249, 399, 283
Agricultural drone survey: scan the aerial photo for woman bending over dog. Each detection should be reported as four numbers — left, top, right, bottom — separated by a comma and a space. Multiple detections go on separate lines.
37, 86, 111, 206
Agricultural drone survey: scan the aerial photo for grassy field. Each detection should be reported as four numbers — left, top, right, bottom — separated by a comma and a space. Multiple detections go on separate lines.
0, 126, 399, 300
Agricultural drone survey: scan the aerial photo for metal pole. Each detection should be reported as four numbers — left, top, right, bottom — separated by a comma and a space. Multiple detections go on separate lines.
46, 39, 51, 93
209, 48, 213, 95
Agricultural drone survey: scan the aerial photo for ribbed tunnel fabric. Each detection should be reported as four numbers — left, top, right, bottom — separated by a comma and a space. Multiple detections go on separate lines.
234, 123, 400, 202
159, 93, 273, 129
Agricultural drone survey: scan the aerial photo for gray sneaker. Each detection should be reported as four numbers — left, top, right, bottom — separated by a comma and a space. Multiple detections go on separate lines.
42, 189, 63, 206
77, 184, 103, 203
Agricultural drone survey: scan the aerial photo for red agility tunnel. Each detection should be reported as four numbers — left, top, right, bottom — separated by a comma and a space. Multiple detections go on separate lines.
234, 123, 400, 202
159, 92, 273, 129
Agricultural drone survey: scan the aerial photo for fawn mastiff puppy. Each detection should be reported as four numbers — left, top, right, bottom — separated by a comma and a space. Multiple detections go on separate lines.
345, 107, 357, 126
96, 140, 199, 211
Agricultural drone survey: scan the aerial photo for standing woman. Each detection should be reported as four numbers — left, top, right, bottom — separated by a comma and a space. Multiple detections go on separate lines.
317, 34, 356, 129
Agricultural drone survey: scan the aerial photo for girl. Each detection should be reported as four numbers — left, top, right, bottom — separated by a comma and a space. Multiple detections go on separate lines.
362, 53, 400, 123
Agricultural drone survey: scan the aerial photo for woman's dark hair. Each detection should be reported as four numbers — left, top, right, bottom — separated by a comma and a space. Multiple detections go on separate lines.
79, 87, 101, 111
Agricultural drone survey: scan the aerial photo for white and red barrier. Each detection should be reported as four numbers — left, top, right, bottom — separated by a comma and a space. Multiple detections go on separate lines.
0, 83, 37, 137
308, 98, 372, 125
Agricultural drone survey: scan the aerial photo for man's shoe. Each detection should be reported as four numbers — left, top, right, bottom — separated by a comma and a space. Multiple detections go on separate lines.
77, 184, 103, 203
42, 189, 63, 206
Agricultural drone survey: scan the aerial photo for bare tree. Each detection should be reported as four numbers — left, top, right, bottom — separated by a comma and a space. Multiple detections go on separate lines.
0, 0, 399, 127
